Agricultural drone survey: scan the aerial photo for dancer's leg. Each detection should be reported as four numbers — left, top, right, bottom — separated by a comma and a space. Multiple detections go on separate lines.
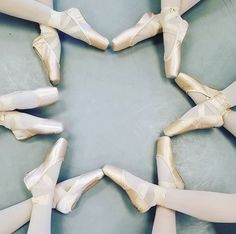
0, 0, 108, 50
180, 0, 200, 15
112, 0, 199, 52
161, 0, 182, 9
175, 74, 236, 137
25, 138, 67, 234
153, 208, 176, 234
0, 199, 32, 234
161, 0, 189, 78
27, 164, 62, 234
104, 165, 236, 223
152, 137, 177, 234
223, 111, 236, 137
222, 81, 236, 107
0, 0, 52, 24
163, 189, 236, 223
37, 0, 52, 8
161, 0, 182, 58
164, 88, 233, 137
104, 165, 236, 222
0, 169, 103, 233
187, 80, 236, 136
34, 0, 61, 85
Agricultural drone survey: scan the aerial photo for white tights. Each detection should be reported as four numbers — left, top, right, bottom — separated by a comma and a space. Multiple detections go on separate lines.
152, 154, 177, 234
0, 0, 52, 25
152, 2, 201, 233
222, 81, 236, 108
27, 161, 62, 234
0, 175, 83, 234
163, 189, 236, 223
180, 0, 201, 14
0, 0, 201, 28
0, 199, 32, 234
217, 81, 236, 137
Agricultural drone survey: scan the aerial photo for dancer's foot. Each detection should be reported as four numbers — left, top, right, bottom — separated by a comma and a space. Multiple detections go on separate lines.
112, 12, 162, 51
24, 138, 68, 205
48, 8, 109, 50
53, 169, 104, 214
0, 87, 59, 111
160, 8, 188, 78
175, 73, 220, 103
103, 165, 166, 213
157, 136, 184, 189
164, 93, 231, 136
33, 26, 61, 85
0, 111, 63, 140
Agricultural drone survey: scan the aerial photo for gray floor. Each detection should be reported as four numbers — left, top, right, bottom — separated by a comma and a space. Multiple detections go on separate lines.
0, 0, 236, 233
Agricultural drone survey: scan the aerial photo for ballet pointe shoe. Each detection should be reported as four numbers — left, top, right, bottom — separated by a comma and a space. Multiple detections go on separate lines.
157, 136, 184, 189
160, 8, 188, 78
175, 73, 220, 102
0, 87, 59, 111
103, 165, 166, 213
164, 93, 231, 137
112, 12, 162, 51
33, 87, 59, 107
0, 111, 63, 140
53, 169, 104, 214
24, 138, 68, 204
33, 27, 61, 85
49, 8, 109, 50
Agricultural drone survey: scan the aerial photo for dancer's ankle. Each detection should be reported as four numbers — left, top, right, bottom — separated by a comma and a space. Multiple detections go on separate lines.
52, 185, 67, 208
155, 185, 167, 206
161, 7, 180, 16
221, 90, 236, 108
48, 10, 64, 29
31, 194, 54, 206
39, 24, 57, 35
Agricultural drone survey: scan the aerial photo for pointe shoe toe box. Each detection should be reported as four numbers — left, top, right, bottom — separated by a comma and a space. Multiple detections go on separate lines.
164, 49, 181, 79
103, 165, 125, 188
34, 87, 59, 107
86, 29, 109, 50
